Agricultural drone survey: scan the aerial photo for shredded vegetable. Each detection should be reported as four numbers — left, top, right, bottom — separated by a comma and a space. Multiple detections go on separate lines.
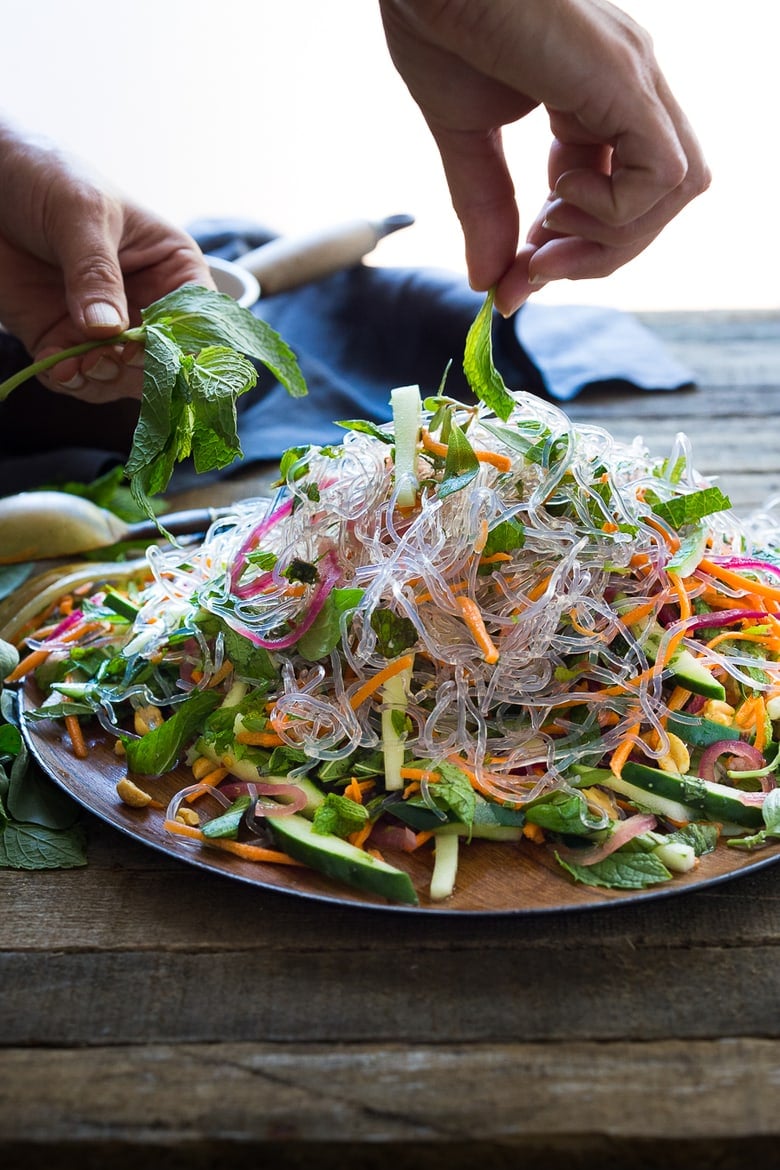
11, 387, 780, 902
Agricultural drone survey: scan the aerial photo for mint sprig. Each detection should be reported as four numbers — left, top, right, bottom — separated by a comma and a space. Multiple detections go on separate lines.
0, 285, 308, 517
463, 288, 515, 421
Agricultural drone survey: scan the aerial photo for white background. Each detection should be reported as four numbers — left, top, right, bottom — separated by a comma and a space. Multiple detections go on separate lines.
2, 0, 775, 311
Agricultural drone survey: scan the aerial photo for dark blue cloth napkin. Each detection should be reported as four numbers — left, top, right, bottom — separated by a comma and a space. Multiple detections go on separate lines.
0, 218, 693, 495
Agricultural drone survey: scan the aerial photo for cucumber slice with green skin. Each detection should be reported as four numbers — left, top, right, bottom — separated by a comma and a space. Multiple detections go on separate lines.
621, 761, 764, 828
599, 773, 699, 824
434, 822, 524, 842
266, 812, 419, 905
666, 715, 740, 747
390, 796, 526, 832
641, 624, 725, 701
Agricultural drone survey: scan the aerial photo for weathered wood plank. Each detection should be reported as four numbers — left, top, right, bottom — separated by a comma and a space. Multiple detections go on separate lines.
1, 1038, 778, 1149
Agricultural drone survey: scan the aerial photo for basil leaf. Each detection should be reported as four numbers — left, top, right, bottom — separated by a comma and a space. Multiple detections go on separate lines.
125, 689, 221, 776
463, 289, 515, 420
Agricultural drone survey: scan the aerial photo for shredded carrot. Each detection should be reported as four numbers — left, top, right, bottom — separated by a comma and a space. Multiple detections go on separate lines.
5, 647, 51, 683
668, 572, 692, 621
349, 653, 415, 709
185, 765, 228, 803
343, 776, 364, 804
618, 597, 663, 628
163, 819, 302, 864
399, 765, 440, 784
522, 822, 545, 844
645, 516, 680, 551
413, 830, 434, 849
415, 579, 468, 606
610, 720, 641, 777
206, 659, 234, 689
64, 713, 88, 760
474, 518, 489, 554
699, 558, 780, 605
348, 822, 374, 850
456, 596, 499, 664
479, 551, 512, 566
235, 729, 285, 747
706, 630, 780, 654
527, 574, 553, 603
421, 428, 512, 472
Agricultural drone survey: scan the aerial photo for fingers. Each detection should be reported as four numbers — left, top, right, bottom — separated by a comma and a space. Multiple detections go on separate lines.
45, 187, 130, 339
35, 342, 143, 403
428, 124, 521, 291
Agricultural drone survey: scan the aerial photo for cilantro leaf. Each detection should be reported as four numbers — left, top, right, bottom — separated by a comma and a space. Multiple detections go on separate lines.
463, 289, 515, 420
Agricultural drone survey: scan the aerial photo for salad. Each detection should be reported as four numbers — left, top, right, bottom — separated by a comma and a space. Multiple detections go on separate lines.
9, 379, 780, 905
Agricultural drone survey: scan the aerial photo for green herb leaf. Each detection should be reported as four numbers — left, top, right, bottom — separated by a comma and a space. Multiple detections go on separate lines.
370, 609, 418, 658
312, 792, 369, 839
296, 587, 364, 662
438, 420, 479, 499
483, 517, 525, 558
416, 760, 476, 828
125, 689, 221, 776
463, 289, 515, 420
187, 345, 257, 473
0, 820, 87, 870
336, 419, 393, 444
556, 848, 672, 889
202, 795, 252, 840
525, 790, 609, 835
651, 487, 731, 530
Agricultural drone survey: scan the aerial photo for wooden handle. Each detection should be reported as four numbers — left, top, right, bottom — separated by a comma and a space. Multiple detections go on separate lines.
234, 219, 383, 296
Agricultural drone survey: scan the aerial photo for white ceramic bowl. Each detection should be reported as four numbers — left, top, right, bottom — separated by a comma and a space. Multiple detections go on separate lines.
206, 255, 261, 308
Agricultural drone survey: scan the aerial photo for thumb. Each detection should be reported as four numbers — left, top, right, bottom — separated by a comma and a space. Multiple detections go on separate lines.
52, 213, 129, 338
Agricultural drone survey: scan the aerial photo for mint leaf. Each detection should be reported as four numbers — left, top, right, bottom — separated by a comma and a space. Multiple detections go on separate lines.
296, 587, 364, 662
728, 788, 780, 851
142, 285, 306, 398
0, 820, 87, 870
556, 849, 672, 889
370, 609, 418, 658
651, 487, 731, 530
187, 345, 257, 473
417, 760, 476, 828
525, 790, 608, 835
125, 689, 221, 776
312, 793, 368, 839
463, 289, 515, 420
438, 420, 479, 499
336, 419, 393, 444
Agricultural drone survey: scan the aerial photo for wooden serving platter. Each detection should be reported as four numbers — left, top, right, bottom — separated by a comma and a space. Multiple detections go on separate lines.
21, 691, 780, 915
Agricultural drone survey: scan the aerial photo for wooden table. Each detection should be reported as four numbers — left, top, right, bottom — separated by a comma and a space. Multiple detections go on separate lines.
2, 310, 779, 1170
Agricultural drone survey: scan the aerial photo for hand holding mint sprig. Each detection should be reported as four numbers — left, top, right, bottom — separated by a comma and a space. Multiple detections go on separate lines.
0, 285, 307, 517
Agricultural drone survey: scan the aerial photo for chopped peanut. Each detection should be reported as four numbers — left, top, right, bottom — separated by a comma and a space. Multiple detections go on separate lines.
133, 704, 164, 736
113, 739, 126, 757
191, 755, 218, 781
657, 732, 690, 776
176, 808, 201, 827
116, 776, 153, 808
701, 699, 736, 727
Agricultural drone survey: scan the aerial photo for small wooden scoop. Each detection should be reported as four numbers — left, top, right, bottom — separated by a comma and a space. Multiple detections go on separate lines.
0, 491, 228, 564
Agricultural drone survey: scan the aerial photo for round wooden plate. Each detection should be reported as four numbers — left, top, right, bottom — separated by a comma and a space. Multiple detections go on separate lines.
22, 691, 780, 914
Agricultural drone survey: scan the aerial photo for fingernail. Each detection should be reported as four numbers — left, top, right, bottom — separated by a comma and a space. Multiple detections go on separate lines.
84, 301, 123, 329
59, 372, 85, 390
87, 356, 120, 382
528, 274, 550, 287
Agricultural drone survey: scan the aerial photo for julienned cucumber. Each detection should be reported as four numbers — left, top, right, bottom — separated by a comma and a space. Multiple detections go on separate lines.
621, 762, 764, 828
266, 812, 419, 905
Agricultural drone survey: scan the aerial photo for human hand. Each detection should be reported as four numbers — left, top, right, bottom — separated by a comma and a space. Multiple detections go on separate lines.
0, 122, 214, 402
379, 0, 710, 315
